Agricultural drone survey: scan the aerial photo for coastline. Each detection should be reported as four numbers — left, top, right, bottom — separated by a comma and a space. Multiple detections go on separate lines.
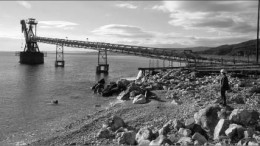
15, 69, 260, 145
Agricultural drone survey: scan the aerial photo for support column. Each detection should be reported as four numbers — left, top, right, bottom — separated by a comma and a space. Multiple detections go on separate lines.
55, 44, 65, 67
96, 43, 109, 74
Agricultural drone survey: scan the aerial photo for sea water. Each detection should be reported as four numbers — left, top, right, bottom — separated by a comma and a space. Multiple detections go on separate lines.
0, 52, 180, 145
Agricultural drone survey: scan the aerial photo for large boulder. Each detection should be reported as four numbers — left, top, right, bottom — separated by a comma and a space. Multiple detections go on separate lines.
128, 82, 144, 93
237, 138, 258, 146
130, 90, 143, 99
159, 122, 172, 136
117, 83, 144, 100
178, 128, 192, 137
192, 132, 207, 145
104, 115, 125, 131
172, 119, 184, 130
158, 120, 175, 136
194, 104, 221, 134
117, 131, 136, 145
185, 118, 195, 129
117, 91, 130, 100
244, 128, 254, 138
135, 127, 154, 144
133, 94, 146, 104
149, 135, 172, 146
225, 124, 245, 141
214, 119, 230, 140
96, 128, 114, 139
229, 109, 259, 126
191, 124, 208, 140
117, 79, 130, 89
138, 140, 151, 146
101, 81, 125, 97
177, 137, 193, 145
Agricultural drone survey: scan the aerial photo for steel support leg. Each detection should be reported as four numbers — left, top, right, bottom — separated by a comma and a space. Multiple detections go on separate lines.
55, 44, 65, 67
96, 45, 109, 74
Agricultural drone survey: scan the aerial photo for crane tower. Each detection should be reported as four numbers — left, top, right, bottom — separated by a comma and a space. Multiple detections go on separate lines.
19, 18, 44, 64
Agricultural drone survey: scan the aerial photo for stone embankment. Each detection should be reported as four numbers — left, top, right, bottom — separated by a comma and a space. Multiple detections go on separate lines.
94, 69, 260, 145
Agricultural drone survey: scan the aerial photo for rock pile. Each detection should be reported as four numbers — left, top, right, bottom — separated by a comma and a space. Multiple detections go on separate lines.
96, 105, 260, 145
92, 69, 260, 145
92, 69, 260, 107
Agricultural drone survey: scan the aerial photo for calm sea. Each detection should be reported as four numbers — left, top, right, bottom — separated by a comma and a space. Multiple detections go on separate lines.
0, 52, 180, 145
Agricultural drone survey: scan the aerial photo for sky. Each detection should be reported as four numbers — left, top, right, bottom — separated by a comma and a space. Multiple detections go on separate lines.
0, 1, 258, 52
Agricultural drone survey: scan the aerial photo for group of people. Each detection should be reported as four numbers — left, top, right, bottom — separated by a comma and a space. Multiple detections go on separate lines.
92, 69, 230, 106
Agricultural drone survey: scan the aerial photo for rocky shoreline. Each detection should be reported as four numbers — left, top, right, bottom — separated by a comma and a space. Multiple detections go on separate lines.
29, 68, 260, 146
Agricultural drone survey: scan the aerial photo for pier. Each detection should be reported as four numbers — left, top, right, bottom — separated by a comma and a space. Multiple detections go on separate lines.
138, 64, 260, 76
19, 18, 260, 74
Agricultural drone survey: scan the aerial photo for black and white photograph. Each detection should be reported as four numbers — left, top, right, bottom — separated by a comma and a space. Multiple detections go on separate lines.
0, 0, 260, 145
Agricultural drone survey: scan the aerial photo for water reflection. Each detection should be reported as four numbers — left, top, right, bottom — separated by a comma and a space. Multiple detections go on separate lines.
16, 64, 45, 122
95, 73, 109, 83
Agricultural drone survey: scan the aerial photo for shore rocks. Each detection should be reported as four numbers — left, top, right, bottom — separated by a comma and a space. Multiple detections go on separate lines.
97, 128, 114, 139
104, 115, 125, 131
117, 78, 130, 89
117, 91, 129, 100
117, 131, 136, 145
135, 127, 154, 143
194, 104, 221, 134
192, 132, 207, 145
177, 136, 193, 145
178, 128, 192, 137
185, 118, 195, 129
93, 69, 260, 146
172, 119, 184, 130
229, 109, 259, 126
214, 119, 230, 140
149, 135, 171, 146
225, 124, 245, 141
133, 94, 146, 104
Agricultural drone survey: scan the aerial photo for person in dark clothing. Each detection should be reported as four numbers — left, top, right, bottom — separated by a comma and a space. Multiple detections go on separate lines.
220, 69, 230, 106
91, 78, 105, 94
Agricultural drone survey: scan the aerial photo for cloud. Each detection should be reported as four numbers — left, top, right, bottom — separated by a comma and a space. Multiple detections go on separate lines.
17, 1, 31, 9
152, 5, 168, 13
92, 24, 154, 38
90, 23, 256, 48
38, 21, 78, 30
154, 1, 255, 13
152, 1, 257, 35
115, 3, 138, 9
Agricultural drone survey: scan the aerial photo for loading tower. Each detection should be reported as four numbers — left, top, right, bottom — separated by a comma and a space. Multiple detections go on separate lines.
19, 18, 44, 64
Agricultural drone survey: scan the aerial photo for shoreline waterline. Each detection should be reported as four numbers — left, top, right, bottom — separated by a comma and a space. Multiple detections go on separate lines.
0, 52, 182, 145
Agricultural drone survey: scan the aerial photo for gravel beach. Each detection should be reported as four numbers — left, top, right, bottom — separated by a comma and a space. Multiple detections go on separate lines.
29, 69, 260, 146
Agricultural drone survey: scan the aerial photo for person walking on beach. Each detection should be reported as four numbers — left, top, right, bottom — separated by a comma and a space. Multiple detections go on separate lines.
220, 69, 230, 106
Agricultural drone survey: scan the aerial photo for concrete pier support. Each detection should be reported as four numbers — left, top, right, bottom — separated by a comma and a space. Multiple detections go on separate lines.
96, 44, 109, 73
55, 44, 65, 67
19, 52, 44, 64
96, 64, 109, 73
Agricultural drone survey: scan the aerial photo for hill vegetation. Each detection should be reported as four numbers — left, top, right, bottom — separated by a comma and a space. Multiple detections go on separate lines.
199, 39, 257, 56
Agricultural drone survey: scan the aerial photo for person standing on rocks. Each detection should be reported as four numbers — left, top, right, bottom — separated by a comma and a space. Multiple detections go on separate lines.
220, 69, 230, 106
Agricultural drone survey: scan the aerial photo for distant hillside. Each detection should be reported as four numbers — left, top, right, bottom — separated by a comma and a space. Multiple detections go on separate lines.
199, 39, 257, 56
188, 46, 212, 52
162, 46, 212, 52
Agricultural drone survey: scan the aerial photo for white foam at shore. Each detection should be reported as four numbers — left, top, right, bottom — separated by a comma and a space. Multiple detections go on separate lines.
120, 77, 136, 81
